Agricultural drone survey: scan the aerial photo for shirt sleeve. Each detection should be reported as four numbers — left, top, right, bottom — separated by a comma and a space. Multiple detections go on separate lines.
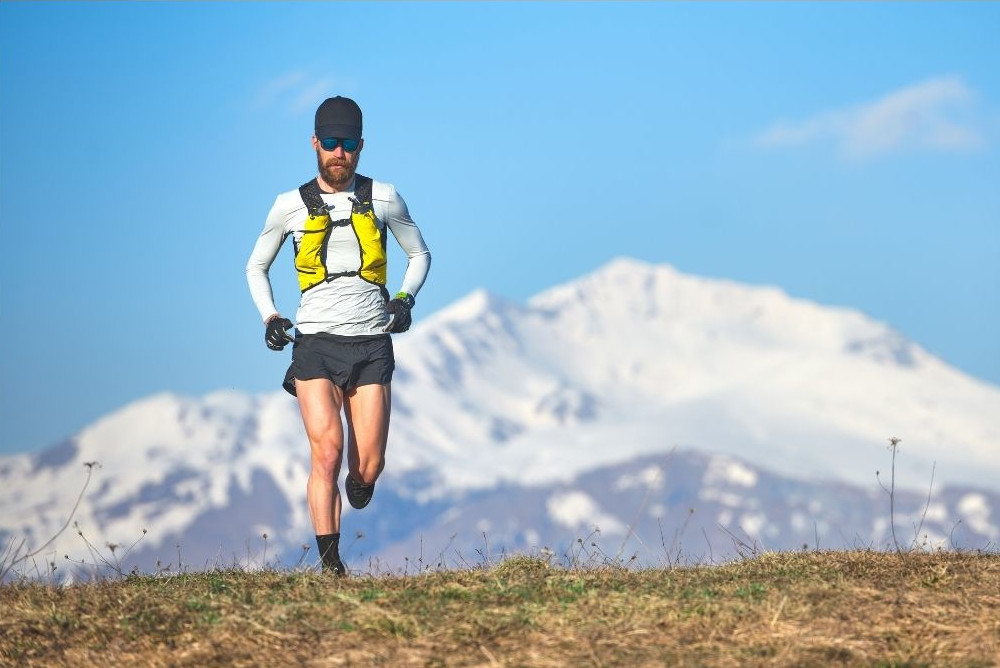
380, 186, 431, 299
245, 196, 289, 322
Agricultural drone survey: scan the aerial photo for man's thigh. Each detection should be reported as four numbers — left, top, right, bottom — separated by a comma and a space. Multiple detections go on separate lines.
345, 383, 391, 454
296, 378, 345, 449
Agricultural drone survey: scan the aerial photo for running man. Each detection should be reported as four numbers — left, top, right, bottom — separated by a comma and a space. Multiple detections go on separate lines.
246, 96, 431, 575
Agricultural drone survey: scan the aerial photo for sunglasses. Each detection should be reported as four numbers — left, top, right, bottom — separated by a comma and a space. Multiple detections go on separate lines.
319, 137, 361, 152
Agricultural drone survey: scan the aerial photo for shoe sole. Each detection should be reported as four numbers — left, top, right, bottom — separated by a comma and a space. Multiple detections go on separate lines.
345, 475, 375, 509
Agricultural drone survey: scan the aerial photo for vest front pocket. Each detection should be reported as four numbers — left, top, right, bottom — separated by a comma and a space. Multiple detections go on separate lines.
351, 204, 387, 285
294, 212, 331, 292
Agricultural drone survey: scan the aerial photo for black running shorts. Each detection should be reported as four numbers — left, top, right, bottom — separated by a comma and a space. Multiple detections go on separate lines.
283, 333, 394, 396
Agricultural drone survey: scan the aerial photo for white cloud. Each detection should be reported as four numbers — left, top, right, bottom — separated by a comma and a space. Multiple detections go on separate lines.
753, 76, 985, 160
288, 77, 338, 114
250, 72, 346, 115
249, 71, 307, 111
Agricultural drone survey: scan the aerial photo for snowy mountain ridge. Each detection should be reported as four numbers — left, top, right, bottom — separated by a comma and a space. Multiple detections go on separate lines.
387, 257, 998, 491
2, 257, 998, 573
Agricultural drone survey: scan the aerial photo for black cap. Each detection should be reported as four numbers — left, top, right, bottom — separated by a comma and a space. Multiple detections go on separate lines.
315, 96, 362, 140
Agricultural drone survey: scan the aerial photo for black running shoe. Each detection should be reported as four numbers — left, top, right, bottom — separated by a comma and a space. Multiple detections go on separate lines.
322, 556, 346, 577
345, 474, 375, 509
316, 533, 345, 576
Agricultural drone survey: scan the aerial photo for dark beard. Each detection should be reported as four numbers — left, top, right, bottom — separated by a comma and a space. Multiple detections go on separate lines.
316, 151, 357, 188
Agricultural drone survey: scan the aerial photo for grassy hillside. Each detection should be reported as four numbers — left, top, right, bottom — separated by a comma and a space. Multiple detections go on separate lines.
2, 550, 998, 667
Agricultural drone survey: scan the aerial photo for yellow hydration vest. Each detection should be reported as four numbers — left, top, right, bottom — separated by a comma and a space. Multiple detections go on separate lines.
294, 175, 387, 293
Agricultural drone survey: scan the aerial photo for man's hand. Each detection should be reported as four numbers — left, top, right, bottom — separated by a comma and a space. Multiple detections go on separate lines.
384, 292, 415, 333
265, 315, 295, 350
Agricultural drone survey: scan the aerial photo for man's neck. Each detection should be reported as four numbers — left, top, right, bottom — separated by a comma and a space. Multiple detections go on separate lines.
316, 174, 355, 194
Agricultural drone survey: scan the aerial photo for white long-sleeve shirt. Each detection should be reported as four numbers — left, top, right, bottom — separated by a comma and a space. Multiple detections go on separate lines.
246, 175, 431, 336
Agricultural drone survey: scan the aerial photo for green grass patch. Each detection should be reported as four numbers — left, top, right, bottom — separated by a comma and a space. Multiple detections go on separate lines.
2, 551, 999, 666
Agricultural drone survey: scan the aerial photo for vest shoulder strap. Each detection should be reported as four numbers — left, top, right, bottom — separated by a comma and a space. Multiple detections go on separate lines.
298, 175, 373, 212
354, 174, 373, 203
298, 179, 326, 215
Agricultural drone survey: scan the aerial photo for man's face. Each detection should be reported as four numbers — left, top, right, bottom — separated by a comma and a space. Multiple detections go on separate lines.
313, 136, 364, 187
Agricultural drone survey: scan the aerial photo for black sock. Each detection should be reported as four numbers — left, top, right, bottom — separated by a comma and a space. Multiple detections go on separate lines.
316, 533, 342, 571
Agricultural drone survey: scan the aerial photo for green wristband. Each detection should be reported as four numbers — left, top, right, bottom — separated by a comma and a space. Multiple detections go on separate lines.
394, 292, 415, 308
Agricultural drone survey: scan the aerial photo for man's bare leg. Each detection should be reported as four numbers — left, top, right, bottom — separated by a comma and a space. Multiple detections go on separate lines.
296, 378, 346, 572
344, 383, 391, 507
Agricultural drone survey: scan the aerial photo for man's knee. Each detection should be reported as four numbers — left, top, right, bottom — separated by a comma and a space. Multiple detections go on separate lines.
353, 457, 384, 486
310, 434, 344, 475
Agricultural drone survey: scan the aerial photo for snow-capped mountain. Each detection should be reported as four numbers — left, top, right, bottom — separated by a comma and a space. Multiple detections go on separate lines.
2, 258, 998, 576
393, 258, 998, 492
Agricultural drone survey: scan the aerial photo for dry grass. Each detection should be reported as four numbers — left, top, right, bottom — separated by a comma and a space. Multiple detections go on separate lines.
2, 550, 999, 667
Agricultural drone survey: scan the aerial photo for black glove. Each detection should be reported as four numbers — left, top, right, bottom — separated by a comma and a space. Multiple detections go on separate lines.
265, 316, 294, 350
384, 292, 415, 333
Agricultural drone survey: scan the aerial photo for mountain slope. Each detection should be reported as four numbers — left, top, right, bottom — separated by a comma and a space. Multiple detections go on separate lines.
388, 257, 1000, 491
2, 257, 998, 575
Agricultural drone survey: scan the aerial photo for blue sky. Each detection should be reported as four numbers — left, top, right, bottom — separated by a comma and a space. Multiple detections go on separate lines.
1, 2, 998, 456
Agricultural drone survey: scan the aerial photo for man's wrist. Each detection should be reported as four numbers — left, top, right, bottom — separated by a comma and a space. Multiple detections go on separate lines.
394, 292, 415, 308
